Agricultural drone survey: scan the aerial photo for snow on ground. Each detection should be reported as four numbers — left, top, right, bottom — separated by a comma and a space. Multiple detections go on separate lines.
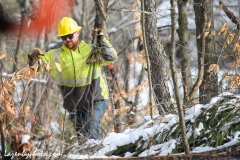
66, 92, 240, 159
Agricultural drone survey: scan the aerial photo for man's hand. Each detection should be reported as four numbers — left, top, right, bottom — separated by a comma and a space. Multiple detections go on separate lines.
91, 28, 104, 44
28, 48, 44, 66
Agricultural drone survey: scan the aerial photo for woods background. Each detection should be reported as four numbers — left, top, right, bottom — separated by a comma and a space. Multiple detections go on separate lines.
0, 0, 240, 158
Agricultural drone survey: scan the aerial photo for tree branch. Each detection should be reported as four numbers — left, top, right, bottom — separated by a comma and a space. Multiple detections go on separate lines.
219, 1, 240, 30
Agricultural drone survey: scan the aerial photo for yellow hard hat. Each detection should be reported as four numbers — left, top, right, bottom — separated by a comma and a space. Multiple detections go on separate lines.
57, 17, 82, 37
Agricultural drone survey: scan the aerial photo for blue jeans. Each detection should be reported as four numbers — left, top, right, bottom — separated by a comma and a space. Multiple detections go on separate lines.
68, 100, 107, 139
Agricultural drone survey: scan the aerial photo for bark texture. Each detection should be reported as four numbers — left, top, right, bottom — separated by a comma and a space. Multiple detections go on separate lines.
143, 0, 173, 114
177, 0, 192, 104
194, 0, 218, 104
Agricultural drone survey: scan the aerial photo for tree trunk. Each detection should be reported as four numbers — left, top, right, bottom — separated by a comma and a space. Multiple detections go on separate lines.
177, 0, 192, 104
199, 0, 218, 104
142, 0, 173, 114
187, 0, 205, 103
169, 0, 190, 154
94, 0, 122, 133
194, 0, 218, 104
94, 0, 108, 31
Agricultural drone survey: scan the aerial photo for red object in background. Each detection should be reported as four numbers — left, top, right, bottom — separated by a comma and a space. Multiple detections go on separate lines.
108, 63, 113, 70
25, 0, 75, 36
108, 63, 116, 80
0, 0, 75, 37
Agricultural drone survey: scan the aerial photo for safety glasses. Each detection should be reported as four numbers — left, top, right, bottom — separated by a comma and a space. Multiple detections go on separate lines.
61, 32, 76, 41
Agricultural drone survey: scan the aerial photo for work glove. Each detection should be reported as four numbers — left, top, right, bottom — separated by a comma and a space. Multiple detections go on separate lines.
28, 48, 44, 66
91, 28, 104, 44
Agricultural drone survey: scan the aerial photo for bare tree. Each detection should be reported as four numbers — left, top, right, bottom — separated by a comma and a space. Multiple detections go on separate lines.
177, 0, 192, 104
93, 0, 122, 133
94, 0, 108, 32
142, 0, 173, 114
194, 0, 218, 104
170, 0, 190, 154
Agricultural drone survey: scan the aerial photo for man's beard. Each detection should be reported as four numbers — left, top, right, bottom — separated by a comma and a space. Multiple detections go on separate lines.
65, 40, 78, 49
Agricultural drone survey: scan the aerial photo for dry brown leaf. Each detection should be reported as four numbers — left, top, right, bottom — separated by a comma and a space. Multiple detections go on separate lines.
197, 34, 201, 39
222, 44, 227, 51
55, 62, 62, 72
237, 35, 240, 41
29, 63, 39, 77
29, 69, 37, 77
236, 44, 240, 51
204, 31, 209, 37
10, 72, 16, 81
135, 30, 142, 38
27, 77, 31, 84
133, 12, 141, 20
128, 87, 136, 97
7, 94, 13, 102
22, 67, 30, 79
143, 80, 148, 88
223, 75, 232, 80
207, 21, 211, 29
22, 141, 33, 153
219, 23, 229, 34
29, 115, 36, 124
48, 117, 52, 125
135, 22, 141, 30
58, 117, 62, 130
223, 30, 228, 38
222, 54, 228, 59
233, 61, 238, 67
21, 106, 31, 116
0, 54, 6, 60
5, 82, 14, 94
3, 87, 8, 94
44, 62, 51, 71
132, 0, 139, 9
0, 113, 4, 121
234, 43, 239, 51
227, 33, 235, 44
138, 86, 144, 93
222, 71, 229, 78
230, 81, 235, 89
17, 66, 27, 75
114, 93, 121, 101
211, 30, 216, 36
127, 52, 133, 63
0, 94, 4, 103
207, 64, 219, 75
12, 80, 18, 87
5, 102, 16, 116
237, 52, 240, 57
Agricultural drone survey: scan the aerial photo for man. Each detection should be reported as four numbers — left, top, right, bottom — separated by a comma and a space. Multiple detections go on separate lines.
28, 17, 117, 140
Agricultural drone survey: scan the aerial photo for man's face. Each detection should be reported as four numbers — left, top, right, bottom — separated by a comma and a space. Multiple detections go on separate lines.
61, 31, 80, 49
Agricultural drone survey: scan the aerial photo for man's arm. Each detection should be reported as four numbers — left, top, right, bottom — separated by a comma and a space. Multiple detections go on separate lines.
91, 28, 117, 65
98, 37, 117, 62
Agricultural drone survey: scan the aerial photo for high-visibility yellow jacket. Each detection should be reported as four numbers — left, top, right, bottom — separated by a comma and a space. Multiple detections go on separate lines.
41, 38, 117, 111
